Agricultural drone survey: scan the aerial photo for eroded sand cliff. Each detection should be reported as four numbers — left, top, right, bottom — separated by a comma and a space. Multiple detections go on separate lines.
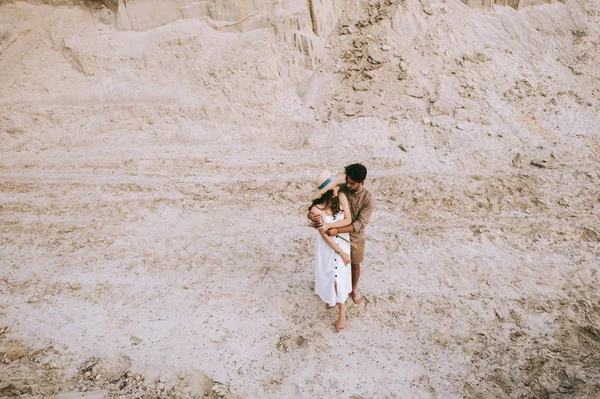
1, 0, 599, 397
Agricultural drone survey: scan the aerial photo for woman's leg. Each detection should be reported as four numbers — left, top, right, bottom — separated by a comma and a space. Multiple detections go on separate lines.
333, 280, 346, 331
335, 302, 346, 331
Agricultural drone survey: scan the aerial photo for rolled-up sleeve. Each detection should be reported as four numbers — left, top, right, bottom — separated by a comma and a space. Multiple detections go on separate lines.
352, 193, 374, 234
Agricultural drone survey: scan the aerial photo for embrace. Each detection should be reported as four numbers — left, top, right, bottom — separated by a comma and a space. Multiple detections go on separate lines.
308, 163, 375, 331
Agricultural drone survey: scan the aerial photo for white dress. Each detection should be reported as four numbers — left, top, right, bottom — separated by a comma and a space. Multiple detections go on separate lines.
314, 211, 352, 306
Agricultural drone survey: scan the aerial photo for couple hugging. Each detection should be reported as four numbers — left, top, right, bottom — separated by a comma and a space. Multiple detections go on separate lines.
308, 163, 375, 332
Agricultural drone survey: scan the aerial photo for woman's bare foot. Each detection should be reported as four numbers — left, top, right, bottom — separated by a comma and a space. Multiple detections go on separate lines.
335, 303, 346, 332
326, 303, 334, 309
352, 290, 363, 305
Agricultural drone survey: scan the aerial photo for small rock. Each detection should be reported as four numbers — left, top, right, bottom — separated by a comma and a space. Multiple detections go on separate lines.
212, 383, 230, 397
423, 117, 432, 125
429, 100, 454, 116
6, 345, 25, 360
405, 87, 425, 98
367, 49, 383, 64
0, 304, 8, 309
328, 108, 343, 122
381, 45, 392, 51
343, 104, 361, 116
398, 144, 408, 152
454, 108, 476, 122
476, 52, 491, 62
530, 160, 547, 168
423, 7, 434, 15
27, 297, 38, 304
363, 71, 377, 80
456, 123, 466, 130
399, 61, 408, 71
353, 81, 371, 91
0, 384, 22, 396
6, 127, 24, 135
570, 65, 584, 75
558, 198, 570, 207
159, 376, 166, 383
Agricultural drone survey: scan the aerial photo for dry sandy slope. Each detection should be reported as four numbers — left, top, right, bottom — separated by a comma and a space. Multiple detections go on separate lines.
1, 1, 600, 398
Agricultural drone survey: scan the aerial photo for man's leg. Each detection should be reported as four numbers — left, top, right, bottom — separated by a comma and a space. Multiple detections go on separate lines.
351, 263, 362, 304
350, 240, 365, 304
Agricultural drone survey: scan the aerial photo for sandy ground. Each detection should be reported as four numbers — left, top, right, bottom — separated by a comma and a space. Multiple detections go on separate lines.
1, 0, 600, 398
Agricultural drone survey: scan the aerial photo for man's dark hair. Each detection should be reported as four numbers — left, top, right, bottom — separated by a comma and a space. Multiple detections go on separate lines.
345, 163, 367, 183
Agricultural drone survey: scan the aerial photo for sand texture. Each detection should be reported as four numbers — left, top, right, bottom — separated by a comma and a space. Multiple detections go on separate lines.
1, 0, 599, 397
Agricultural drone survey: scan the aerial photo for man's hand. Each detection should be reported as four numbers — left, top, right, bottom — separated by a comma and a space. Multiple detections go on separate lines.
326, 228, 337, 236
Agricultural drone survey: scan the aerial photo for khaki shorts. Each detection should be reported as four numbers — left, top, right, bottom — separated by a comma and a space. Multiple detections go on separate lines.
351, 240, 365, 264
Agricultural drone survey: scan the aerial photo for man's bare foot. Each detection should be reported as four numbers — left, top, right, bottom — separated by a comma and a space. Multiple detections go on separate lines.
352, 290, 363, 304
335, 304, 346, 332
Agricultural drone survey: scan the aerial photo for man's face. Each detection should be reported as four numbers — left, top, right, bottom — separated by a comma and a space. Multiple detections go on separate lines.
345, 176, 362, 192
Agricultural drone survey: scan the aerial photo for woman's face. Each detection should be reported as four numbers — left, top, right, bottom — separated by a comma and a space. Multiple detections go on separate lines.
332, 185, 339, 197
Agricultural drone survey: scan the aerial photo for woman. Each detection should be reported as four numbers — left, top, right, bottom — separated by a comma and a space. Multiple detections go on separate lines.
309, 170, 353, 331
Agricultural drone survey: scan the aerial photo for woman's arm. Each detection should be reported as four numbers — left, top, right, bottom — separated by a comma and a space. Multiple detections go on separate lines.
317, 227, 351, 265
321, 193, 352, 230
307, 207, 323, 227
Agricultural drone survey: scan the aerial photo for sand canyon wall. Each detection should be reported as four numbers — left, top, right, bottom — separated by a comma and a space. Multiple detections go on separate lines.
1, 0, 599, 397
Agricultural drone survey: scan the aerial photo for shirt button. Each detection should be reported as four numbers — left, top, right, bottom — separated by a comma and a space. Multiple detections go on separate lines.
335, 275, 337, 277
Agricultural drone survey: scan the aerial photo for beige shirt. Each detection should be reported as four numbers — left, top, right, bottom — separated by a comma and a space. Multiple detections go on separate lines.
340, 185, 375, 242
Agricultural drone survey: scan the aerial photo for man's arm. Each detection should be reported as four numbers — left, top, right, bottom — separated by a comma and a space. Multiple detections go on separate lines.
351, 193, 374, 234
326, 192, 375, 236
327, 224, 353, 236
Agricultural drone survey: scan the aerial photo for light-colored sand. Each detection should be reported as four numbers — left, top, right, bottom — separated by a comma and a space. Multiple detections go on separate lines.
1, 0, 599, 398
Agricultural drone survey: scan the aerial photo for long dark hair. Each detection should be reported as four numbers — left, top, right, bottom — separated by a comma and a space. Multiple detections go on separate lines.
309, 188, 341, 215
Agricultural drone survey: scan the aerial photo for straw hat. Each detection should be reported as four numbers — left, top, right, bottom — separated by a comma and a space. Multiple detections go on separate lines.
311, 170, 346, 200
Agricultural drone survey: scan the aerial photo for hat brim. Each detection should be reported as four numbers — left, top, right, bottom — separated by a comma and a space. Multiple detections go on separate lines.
310, 173, 346, 200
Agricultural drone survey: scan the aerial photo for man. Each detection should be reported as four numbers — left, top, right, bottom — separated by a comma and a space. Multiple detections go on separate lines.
309, 163, 375, 304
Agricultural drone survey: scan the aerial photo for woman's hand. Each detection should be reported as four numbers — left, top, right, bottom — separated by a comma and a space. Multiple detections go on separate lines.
341, 252, 351, 266
308, 211, 323, 228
